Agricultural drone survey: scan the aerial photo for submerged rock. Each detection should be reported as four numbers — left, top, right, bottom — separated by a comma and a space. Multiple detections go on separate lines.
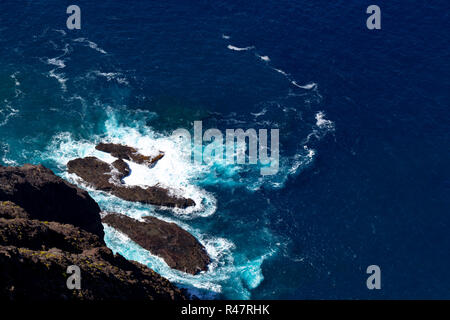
0, 165, 187, 301
67, 157, 195, 208
102, 213, 211, 275
96, 142, 164, 166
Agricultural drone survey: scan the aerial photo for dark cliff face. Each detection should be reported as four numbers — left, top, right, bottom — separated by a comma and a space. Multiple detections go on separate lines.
103, 213, 211, 275
0, 164, 104, 238
0, 164, 187, 301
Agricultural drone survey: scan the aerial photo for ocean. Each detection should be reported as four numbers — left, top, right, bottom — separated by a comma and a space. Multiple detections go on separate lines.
0, 0, 449, 299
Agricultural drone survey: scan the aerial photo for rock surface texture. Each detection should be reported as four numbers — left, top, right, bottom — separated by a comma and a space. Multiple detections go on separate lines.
0, 164, 104, 238
95, 143, 165, 166
0, 164, 187, 301
102, 213, 210, 275
67, 156, 195, 208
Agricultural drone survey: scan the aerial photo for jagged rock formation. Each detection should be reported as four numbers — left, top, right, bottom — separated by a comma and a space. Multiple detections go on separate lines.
0, 164, 187, 301
102, 213, 210, 275
67, 157, 195, 208
95, 143, 164, 166
112, 159, 131, 181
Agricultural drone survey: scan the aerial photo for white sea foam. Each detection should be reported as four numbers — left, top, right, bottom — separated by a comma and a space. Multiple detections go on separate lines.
288, 146, 315, 176
47, 57, 66, 68
53, 29, 67, 36
256, 54, 270, 62
0, 103, 19, 127
209, 38, 325, 189
49, 69, 67, 91
1, 157, 17, 166
227, 45, 254, 51
304, 111, 335, 145
291, 81, 317, 90
272, 68, 288, 76
74, 38, 107, 54
315, 111, 335, 131
272, 68, 317, 92
10, 73, 20, 86
250, 108, 267, 118
61, 43, 71, 56
0, 143, 17, 165
227, 41, 318, 101
44, 111, 217, 218
44, 44, 70, 91
91, 71, 129, 85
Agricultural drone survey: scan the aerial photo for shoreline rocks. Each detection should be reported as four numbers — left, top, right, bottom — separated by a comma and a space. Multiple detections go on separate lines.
67, 156, 195, 208
112, 159, 131, 181
0, 164, 104, 238
0, 244, 186, 300
95, 142, 165, 167
0, 164, 187, 301
102, 213, 210, 275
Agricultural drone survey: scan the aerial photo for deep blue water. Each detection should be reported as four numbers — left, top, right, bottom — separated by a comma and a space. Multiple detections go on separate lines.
0, 1, 449, 299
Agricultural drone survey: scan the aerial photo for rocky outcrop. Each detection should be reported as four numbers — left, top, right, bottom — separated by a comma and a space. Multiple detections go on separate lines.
67, 157, 195, 208
112, 185, 195, 208
0, 165, 187, 301
96, 143, 164, 166
0, 164, 104, 238
0, 245, 186, 300
0, 205, 103, 252
112, 159, 131, 181
102, 213, 210, 275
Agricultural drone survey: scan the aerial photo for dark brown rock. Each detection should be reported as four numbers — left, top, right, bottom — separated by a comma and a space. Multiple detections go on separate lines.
96, 143, 164, 166
67, 157, 195, 208
0, 245, 186, 301
112, 159, 131, 181
0, 194, 187, 301
0, 201, 29, 219
102, 213, 210, 275
0, 214, 104, 253
68, 157, 114, 190
0, 164, 104, 238
111, 185, 195, 208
